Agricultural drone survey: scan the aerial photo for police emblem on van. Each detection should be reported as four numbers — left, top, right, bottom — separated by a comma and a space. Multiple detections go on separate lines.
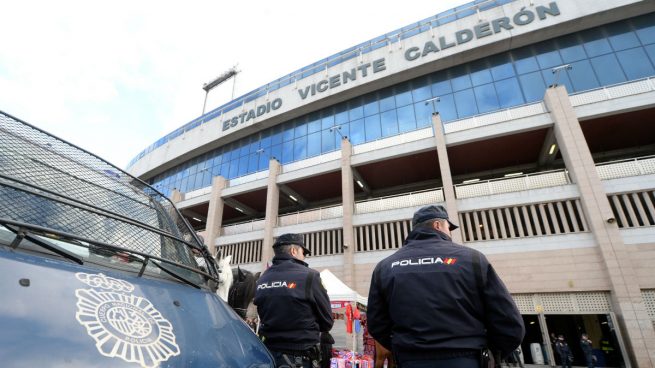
74, 273, 180, 367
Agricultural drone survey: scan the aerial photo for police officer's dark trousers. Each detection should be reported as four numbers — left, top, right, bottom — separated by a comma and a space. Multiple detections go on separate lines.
398, 356, 479, 368
271, 351, 313, 368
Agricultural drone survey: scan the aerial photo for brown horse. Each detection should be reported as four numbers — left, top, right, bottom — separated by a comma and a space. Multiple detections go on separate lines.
374, 339, 396, 368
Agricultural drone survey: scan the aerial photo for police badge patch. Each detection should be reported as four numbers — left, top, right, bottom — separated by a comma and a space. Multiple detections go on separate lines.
74, 273, 180, 367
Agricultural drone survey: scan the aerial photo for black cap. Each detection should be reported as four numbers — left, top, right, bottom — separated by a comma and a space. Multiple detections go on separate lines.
273, 233, 311, 256
412, 205, 459, 231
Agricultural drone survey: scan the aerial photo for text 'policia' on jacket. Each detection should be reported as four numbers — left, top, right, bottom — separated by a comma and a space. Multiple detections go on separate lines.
367, 227, 525, 360
254, 253, 333, 352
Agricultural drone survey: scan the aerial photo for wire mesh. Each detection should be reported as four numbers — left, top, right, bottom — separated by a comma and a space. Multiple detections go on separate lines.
0, 110, 216, 279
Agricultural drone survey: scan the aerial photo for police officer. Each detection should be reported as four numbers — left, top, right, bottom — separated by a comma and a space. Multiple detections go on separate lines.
254, 233, 334, 368
367, 205, 524, 368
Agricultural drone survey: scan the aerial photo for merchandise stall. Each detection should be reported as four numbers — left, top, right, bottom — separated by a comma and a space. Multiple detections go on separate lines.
319, 269, 374, 367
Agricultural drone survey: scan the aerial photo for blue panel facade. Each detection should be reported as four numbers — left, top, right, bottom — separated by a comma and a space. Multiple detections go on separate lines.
150, 13, 655, 198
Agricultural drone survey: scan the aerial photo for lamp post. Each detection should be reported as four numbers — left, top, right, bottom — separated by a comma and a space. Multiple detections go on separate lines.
550, 64, 572, 88
202, 65, 240, 116
425, 96, 440, 115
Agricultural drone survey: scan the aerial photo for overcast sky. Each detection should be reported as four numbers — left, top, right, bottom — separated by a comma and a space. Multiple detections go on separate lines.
1, 0, 467, 169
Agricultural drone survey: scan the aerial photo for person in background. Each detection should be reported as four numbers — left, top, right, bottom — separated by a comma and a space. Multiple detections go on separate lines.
319, 332, 334, 368
580, 333, 595, 368
555, 335, 573, 368
367, 205, 525, 368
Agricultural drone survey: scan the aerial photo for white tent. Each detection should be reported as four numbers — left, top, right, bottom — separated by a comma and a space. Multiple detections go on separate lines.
320, 269, 367, 351
320, 269, 367, 306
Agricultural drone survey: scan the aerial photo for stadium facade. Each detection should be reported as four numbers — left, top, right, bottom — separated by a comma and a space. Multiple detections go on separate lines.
127, 0, 655, 365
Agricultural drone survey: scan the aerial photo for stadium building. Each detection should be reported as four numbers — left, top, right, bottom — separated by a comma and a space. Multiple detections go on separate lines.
127, 0, 655, 365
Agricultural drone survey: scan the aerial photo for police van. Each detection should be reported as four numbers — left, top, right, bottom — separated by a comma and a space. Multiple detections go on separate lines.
0, 111, 274, 367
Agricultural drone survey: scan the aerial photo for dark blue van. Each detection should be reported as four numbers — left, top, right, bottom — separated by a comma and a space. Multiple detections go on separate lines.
0, 111, 275, 367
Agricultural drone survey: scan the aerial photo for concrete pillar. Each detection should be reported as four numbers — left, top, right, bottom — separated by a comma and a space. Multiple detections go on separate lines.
545, 86, 655, 367
432, 113, 463, 244
261, 159, 281, 269
204, 176, 227, 256
341, 138, 356, 288
341, 137, 357, 352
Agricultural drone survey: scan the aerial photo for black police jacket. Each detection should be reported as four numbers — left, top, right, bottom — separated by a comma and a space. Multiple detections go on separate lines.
367, 227, 524, 360
254, 254, 334, 352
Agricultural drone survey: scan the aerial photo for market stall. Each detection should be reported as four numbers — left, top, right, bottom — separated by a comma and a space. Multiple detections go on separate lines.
320, 269, 374, 367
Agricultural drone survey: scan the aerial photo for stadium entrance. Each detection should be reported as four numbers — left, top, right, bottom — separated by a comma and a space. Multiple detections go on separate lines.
519, 313, 628, 367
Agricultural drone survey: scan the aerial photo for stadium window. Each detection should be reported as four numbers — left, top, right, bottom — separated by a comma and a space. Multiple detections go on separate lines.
590, 53, 627, 85
645, 44, 655, 67
616, 47, 655, 80
436, 94, 457, 122
397, 105, 416, 133
364, 114, 382, 141
411, 76, 432, 101
488, 53, 515, 81
450, 65, 472, 91
380, 110, 399, 137
395, 82, 413, 107
413, 101, 433, 128
349, 97, 364, 120
378, 87, 396, 112
469, 60, 493, 86
293, 136, 308, 161
512, 47, 540, 74
581, 28, 613, 57
633, 13, 655, 45
281, 142, 294, 163
454, 89, 478, 117
473, 84, 500, 113
349, 118, 365, 145
363, 94, 379, 117
321, 129, 336, 153
606, 22, 641, 51
518, 71, 546, 103
494, 78, 524, 108
557, 34, 587, 63
307, 131, 321, 157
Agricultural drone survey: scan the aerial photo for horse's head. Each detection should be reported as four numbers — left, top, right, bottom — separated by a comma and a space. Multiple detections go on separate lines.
215, 254, 233, 302
228, 268, 260, 319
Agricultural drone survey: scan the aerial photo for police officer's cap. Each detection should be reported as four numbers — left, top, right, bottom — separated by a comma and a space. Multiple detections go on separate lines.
412, 205, 459, 231
273, 233, 311, 256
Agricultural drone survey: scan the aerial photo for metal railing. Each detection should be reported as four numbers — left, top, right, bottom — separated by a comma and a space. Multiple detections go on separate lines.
444, 101, 547, 134
596, 155, 655, 181
352, 128, 435, 155
184, 186, 212, 200
570, 76, 655, 107
221, 219, 265, 235
355, 188, 444, 214
455, 170, 571, 199
278, 205, 343, 227
127, 0, 516, 169
228, 170, 270, 187
282, 151, 341, 174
